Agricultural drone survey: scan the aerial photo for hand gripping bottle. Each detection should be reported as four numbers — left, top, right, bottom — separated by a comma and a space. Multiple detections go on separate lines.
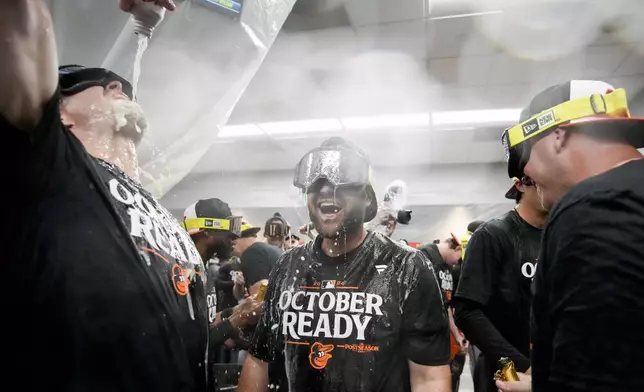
494, 357, 521, 382
130, 0, 166, 38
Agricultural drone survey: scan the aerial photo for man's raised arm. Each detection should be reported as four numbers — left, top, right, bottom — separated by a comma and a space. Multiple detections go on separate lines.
0, 0, 59, 131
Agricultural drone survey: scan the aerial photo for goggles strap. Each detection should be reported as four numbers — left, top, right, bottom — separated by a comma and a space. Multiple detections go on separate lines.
507, 88, 630, 148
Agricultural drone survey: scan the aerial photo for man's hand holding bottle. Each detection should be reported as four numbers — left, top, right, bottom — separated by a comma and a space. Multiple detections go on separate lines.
496, 372, 531, 392
118, 0, 176, 12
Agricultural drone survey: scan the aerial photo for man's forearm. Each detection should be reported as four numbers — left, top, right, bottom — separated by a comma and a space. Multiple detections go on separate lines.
454, 299, 530, 371
233, 283, 246, 300
238, 354, 269, 392
448, 307, 463, 341
0, 0, 59, 130
209, 319, 236, 347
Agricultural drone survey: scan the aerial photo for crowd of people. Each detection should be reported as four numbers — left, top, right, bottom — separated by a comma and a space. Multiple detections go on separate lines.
4, 1, 644, 392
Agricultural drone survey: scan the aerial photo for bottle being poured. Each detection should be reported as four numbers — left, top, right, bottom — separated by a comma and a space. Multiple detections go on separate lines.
119, 0, 175, 99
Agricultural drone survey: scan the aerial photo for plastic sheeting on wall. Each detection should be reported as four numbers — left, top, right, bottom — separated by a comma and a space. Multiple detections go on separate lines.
50, 0, 296, 198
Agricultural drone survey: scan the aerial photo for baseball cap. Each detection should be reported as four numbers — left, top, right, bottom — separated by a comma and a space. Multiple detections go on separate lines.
182, 198, 242, 237
466, 220, 484, 234
240, 221, 262, 238
58, 64, 134, 100
502, 80, 644, 179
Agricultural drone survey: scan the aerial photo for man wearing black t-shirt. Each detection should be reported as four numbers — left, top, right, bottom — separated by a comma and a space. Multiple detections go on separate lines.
182, 199, 263, 386
454, 175, 546, 392
235, 221, 282, 294
238, 137, 451, 392
419, 236, 468, 391
0, 2, 218, 391
497, 80, 644, 392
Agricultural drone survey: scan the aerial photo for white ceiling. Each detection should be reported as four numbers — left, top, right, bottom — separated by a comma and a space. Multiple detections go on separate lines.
190, 0, 644, 173
47, 0, 644, 189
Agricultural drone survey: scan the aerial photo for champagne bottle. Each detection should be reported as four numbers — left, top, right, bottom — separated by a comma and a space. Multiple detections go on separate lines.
494, 357, 521, 382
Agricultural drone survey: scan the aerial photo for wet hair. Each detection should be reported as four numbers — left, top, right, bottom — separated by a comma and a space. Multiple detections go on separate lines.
445, 237, 460, 250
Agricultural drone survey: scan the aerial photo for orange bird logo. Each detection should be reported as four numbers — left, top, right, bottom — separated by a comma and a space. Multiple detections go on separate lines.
172, 264, 189, 296
309, 342, 334, 370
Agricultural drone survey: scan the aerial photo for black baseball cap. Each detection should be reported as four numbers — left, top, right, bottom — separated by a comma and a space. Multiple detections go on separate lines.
182, 198, 242, 237
58, 64, 134, 100
467, 220, 484, 234
505, 178, 521, 200
502, 80, 644, 179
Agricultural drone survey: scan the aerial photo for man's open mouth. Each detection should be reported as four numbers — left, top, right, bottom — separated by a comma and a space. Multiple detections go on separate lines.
318, 201, 343, 215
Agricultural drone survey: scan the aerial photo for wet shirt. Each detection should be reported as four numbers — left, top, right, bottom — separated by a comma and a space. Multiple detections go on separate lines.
419, 243, 454, 307
532, 159, 644, 392
2, 89, 210, 391
250, 232, 450, 392
454, 210, 541, 368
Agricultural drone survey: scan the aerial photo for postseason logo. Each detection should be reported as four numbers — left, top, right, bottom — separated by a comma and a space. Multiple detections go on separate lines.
522, 110, 556, 137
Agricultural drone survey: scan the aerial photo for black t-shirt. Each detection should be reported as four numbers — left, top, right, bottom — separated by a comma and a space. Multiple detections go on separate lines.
452, 263, 462, 296
2, 90, 211, 391
216, 259, 242, 310
240, 241, 282, 286
532, 159, 644, 392
419, 243, 454, 307
250, 232, 450, 392
454, 210, 541, 368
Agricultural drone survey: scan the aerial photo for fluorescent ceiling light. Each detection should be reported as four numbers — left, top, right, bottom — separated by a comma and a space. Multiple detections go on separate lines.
259, 119, 343, 135
341, 113, 430, 130
218, 124, 264, 138
432, 109, 521, 126
430, 10, 503, 21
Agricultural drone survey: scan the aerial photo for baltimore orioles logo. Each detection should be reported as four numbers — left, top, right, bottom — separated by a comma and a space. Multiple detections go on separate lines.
309, 342, 334, 370
172, 264, 189, 296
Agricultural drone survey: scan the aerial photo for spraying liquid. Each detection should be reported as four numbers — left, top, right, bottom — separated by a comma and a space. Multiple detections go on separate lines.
132, 35, 149, 101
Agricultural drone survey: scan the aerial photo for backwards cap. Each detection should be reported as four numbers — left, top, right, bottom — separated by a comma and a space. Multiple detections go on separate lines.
182, 198, 242, 237
503, 80, 644, 179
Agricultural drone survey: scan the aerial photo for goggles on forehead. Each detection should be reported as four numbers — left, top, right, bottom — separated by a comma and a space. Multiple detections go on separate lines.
293, 148, 374, 190
59, 66, 134, 100
502, 89, 630, 177
181, 216, 242, 237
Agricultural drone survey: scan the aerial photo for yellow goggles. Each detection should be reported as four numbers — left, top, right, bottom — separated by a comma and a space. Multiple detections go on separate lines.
504, 88, 630, 151
181, 216, 242, 237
